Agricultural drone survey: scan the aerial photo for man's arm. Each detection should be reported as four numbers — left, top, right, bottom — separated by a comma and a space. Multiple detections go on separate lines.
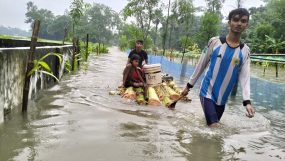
145, 59, 148, 65
239, 48, 254, 117
123, 65, 132, 86
188, 37, 217, 87
182, 37, 217, 96
144, 51, 148, 65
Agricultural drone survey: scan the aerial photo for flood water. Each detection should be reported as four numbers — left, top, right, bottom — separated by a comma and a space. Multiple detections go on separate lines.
0, 47, 285, 161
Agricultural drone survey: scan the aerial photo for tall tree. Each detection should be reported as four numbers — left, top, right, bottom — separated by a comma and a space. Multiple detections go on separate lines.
123, 0, 161, 45
47, 15, 72, 40
25, 1, 55, 39
162, 0, 171, 55
177, 0, 195, 53
236, 0, 244, 8
69, 0, 84, 37
198, 11, 220, 46
205, 0, 225, 14
81, 3, 121, 45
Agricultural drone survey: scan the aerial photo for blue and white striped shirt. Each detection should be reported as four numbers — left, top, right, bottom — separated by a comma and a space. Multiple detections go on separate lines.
189, 36, 251, 105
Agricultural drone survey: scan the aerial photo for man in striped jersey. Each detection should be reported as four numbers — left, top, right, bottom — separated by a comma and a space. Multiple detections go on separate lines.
182, 8, 255, 127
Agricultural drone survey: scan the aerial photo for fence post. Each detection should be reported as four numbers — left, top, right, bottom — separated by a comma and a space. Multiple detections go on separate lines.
22, 20, 40, 112
54, 48, 61, 79
72, 37, 76, 71
181, 52, 185, 63
86, 34, 89, 61
275, 63, 278, 77
76, 37, 80, 68
180, 58, 188, 77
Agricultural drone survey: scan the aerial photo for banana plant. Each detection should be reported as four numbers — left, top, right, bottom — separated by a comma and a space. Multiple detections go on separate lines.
28, 53, 62, 82
262, 60, 269, 76
265, 35, 285, 54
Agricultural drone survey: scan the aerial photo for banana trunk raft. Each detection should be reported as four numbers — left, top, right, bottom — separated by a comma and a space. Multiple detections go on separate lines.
113, 81, 191, 108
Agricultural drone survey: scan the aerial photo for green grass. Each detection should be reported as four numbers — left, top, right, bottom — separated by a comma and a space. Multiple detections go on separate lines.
0, 34, 72, 45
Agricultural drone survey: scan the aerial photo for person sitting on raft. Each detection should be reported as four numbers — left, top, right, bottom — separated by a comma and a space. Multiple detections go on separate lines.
123, 54, 146, 88
127, 40, 148, 68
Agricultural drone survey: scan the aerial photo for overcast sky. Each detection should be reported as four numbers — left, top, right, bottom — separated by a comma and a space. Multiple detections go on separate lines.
0, 0, 264, 31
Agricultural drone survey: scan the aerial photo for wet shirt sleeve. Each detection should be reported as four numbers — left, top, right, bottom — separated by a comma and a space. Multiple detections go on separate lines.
144, 51, 148, 60
188, 37, 217, 87
128, 50, 134, 58
239, 46, 251, 105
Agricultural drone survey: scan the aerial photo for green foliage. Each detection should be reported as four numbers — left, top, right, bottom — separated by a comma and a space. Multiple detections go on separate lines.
205, 0, 223, 14
69, 0, 84, 26
25, 1, 55, 39
74, 3, 121, 45
187, 43, 201, 55
123, 0, 161, 43
265, 35, 285, 54
197, 11, 220, 47
65, 61, 72, 73
79, 41, 96, 61
25, 1, 120, 45
95, 43, 109, 54
118, 24, 153, 50
246, 1, 285, 53
119, 35, 128, 51
262, 61, 270, 68
28, 53, 62, 82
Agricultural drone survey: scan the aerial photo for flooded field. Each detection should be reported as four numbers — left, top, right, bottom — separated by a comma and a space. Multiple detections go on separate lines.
0, 47, 284, 161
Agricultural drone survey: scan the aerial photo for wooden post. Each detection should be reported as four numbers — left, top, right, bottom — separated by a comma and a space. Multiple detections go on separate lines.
62, 27, 67, 45
76, 38, 80, 68
181, 52, 185, 63
72, 37, 76, 71
275, 63, 278, 77
180, 58, 188, 77
54, 48, 61, 79
22, 20, 40, 112
98, 43, 101, 55
86, 34, 89, 61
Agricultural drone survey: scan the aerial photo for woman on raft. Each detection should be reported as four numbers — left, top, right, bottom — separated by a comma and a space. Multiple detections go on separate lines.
123, 54, 146, 88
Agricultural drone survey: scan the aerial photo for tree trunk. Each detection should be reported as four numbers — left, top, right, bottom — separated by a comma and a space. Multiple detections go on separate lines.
162, 0, 171, 56
168, 23, 174, 49
154, 19, 159, 46
181, 35, 189, 63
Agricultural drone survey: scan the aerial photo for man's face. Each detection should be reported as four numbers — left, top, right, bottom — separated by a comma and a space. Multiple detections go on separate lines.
228, 15, 249, 34
135, 42, 143, 50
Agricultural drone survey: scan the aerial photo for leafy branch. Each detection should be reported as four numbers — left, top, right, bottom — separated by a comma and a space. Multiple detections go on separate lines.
28, 53, 62, 82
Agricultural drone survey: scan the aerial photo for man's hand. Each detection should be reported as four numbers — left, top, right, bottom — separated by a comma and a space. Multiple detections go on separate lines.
245, 104, 255, 118
181, 87, 190, 96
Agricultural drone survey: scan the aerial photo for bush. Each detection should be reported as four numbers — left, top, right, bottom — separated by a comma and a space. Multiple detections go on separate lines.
80, 41, 95, 61
95, 43, 108, 54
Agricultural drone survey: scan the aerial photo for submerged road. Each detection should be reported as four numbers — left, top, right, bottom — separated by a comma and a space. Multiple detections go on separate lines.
0, 47, 284, 161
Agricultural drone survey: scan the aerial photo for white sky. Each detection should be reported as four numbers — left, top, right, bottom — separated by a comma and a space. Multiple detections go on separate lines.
0, 0, 264, 31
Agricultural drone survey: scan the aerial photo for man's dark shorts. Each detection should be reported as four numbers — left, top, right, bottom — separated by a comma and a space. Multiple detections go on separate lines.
200, 96, 225, 125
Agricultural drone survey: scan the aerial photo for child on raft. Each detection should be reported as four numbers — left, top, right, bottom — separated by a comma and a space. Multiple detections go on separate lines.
123, 54, 146, 88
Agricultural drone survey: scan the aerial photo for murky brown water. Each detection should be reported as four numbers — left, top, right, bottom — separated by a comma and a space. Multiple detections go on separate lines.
0, 47, 284, 161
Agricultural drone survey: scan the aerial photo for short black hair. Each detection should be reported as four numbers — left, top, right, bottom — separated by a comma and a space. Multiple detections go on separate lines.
228, 8, 250, 21
130, 54, 140, 62
136, 40, 143, 44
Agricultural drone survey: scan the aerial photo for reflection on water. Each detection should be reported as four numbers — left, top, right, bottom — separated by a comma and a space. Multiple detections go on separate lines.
0, 48, 284, 161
